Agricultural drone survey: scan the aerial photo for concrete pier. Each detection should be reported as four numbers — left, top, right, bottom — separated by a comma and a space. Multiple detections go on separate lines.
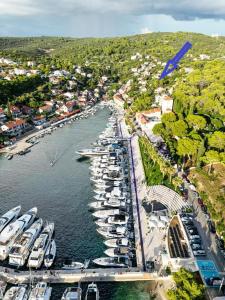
0, 267, 170, 284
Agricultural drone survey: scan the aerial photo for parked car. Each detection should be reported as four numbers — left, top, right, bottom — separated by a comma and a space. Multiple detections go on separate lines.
190, 238, 202, 245
190, 235, 201, 240
191, 244, 203, 250
193, 250, 206, 256
188, 229, 199, 235
197, 198, 203, 206
201, 205, 208, 213
207, 220, 216, 234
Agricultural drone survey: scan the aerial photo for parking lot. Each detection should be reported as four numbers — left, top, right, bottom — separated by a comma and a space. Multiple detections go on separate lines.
183, 179, 225, 273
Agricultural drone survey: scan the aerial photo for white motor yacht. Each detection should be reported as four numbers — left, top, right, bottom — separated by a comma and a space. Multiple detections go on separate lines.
0, 206, 21, 233
85, 283, 99, 300
104, 247, 129, 258
77, 148, 109, 157
9, 218, 43, 267
28, 282, 52, 300
61, 287, 82, 300
93, 256, 128, 267
97, 226, 127, 239
92, 209, 120, 219
89, 200, 125, 211
28, 222, 54, 269
62, 261, 84, 269
44, 240, 56, 268
0, 207, 37, 261
108, 213, 129, 225
104, 238, 130, 248
3, 285, 28, 300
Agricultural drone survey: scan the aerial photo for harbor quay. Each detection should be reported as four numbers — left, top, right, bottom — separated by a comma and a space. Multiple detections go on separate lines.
0, 267, 170, 284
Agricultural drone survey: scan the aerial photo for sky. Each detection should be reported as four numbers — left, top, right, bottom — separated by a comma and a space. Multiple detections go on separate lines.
0, 0, 225, 37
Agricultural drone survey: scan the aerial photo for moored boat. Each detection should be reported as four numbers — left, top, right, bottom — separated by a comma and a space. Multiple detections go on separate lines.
85, 283, 99, 300
3, 285, 28, 300
9, 218, 43, 267
28, 282, 52, 300
44, 240, 56, 268
0, 206, 21, 233
97, 225, 127, 239
104, 246, 129, 258
104, 238, 130, 248
28, 222, 54, 269
62, 261, 84, 270
0, 207, 37, 261
93, 256, 128, 267
61, 287, 82, 300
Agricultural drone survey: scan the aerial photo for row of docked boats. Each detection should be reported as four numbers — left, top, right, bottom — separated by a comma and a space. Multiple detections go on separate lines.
0, 206, 56, 269
79, 114, 135, 268
2, 282, 99, 300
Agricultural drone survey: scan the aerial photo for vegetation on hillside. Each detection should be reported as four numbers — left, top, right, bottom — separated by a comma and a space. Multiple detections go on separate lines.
167, 268, 205, 300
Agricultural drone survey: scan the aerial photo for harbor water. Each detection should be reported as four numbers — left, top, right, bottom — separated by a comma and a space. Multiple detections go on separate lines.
0, 108, 154, 299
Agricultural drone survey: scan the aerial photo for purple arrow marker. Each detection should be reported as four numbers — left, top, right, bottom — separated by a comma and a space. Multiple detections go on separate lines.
160, 41, 192, 80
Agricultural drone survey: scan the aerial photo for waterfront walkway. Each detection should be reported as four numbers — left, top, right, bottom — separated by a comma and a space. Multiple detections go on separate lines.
0, 267, 170, 284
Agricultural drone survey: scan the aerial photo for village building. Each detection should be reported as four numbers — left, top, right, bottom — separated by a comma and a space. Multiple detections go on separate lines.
38, 105, 53, 114
10, 106, 22, 118
0, 107, 7, 123
32, 115, 47, 126
1, 119, 27, 136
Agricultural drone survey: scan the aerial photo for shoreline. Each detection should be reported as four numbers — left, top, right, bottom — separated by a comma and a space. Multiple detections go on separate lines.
0, 103, 106, 156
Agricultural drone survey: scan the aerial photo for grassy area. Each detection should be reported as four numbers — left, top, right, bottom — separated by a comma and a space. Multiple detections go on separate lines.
139, 138, 175, 190
189, 163, 225, 237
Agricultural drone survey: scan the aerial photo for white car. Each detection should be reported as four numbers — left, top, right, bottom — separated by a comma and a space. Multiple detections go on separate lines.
193, 250, 206, 256
189, 235, 200, 240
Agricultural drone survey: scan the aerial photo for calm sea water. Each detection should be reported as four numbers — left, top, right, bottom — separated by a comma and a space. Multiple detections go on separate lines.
0, 108, 153, 299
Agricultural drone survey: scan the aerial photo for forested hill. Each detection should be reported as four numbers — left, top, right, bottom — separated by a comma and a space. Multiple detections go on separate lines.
0, 32, 225, 67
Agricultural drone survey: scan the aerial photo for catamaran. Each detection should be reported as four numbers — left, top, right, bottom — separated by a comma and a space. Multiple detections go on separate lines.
0, 207, 37, 260
0, 206, 21, 234
28, 222, 54, 268
9, 218, 43, 267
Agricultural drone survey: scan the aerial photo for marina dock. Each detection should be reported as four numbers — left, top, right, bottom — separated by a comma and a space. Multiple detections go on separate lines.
0, 267, 170, 284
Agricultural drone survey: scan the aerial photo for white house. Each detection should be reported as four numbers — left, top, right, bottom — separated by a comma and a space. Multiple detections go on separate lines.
161, 95, 173, 114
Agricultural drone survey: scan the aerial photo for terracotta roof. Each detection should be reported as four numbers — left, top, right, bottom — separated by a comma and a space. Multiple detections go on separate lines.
4, 119, 26, 129
65, 101, 76, 108
142, 107, 161, 114
33, 115, 46, 121
0, 107, 5, 114
163, 95, 173, 101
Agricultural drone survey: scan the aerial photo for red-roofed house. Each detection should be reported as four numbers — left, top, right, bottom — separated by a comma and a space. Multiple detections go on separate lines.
60, 101, 76, 113
38, 105, 53, 114
1, 119, 27, 136
10, 106, 22, 118
136, 107, 161, 133
32, 115, 47, 126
